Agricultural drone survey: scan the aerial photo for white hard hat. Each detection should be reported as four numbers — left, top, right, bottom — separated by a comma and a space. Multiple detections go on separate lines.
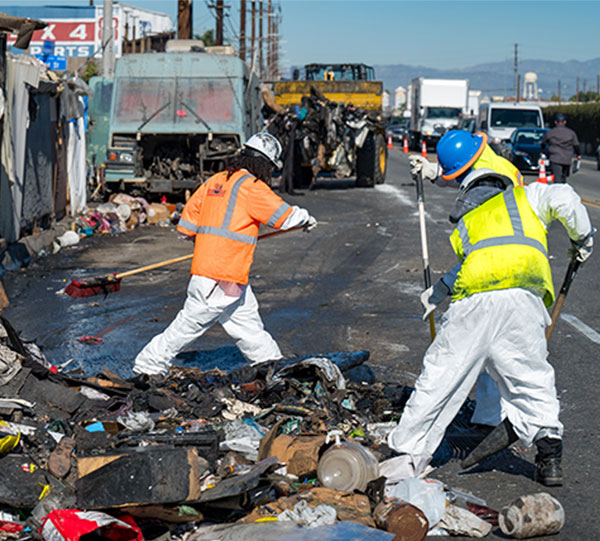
243, 132, 283, 169
459, 168, 512, 194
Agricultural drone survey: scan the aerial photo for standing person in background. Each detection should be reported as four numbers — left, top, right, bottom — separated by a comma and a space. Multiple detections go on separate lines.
542, 113, 581, 184
133, 132, 317, 378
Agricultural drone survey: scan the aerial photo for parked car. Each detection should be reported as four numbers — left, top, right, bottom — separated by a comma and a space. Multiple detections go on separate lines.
507, 127, 548, 173
386, 116, 410, 143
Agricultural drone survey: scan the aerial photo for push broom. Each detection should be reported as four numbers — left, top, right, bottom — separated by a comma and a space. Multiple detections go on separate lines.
64, 226, 304, 298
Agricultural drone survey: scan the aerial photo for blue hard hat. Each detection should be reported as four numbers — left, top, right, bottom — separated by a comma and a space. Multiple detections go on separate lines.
437, 130, 488, 181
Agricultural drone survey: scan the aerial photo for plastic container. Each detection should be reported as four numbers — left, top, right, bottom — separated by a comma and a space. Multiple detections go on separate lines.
317, 430, 379, 492
499, 492, 564, 539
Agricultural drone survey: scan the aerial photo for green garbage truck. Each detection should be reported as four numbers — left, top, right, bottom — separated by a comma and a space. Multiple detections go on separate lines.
87, 42, 262, 196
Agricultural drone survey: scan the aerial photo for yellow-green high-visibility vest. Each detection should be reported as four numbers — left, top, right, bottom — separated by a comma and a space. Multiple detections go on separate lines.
473, 145, 524, 187
450, 187, 554, 307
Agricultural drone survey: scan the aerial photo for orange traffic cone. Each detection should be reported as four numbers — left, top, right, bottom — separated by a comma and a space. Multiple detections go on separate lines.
387, 135, 393, 149
421, 140, 428, 158
537, 157, 548, 183
403, 137, 409, 153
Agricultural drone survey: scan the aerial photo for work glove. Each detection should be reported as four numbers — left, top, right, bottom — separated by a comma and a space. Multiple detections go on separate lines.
420, 280, 450, 320
569, 229, 595, 263
409, 155, 440, 182
304, 215, 318, 232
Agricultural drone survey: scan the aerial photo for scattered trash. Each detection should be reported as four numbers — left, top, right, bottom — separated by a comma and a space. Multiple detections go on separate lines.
278, 500, 337, 528
0, 315, 566, 539
387, 478, 447, 529
40, 509, 142, 541
499, 492, 565, 539
437, 504, 492, 538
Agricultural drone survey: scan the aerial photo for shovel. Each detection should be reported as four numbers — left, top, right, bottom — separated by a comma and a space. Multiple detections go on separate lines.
65, 226, 304, 298
461, 257, 581, 469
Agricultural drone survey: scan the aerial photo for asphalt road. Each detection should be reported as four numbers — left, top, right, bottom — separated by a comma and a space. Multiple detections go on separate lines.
4, 147, 600, 538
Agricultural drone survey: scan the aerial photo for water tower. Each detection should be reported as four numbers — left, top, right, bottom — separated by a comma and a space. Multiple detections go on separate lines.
523, 72, 538, 101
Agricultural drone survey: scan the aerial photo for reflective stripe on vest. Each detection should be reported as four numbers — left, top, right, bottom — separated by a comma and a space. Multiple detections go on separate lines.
267, 202, 292, 227
456, 188, 548, 259
221, 174, 253, 229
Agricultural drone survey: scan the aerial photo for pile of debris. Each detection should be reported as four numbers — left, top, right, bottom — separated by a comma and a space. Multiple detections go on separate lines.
0, 317, 564, 540
265, 87, 385, 192
51, 195, 183, 255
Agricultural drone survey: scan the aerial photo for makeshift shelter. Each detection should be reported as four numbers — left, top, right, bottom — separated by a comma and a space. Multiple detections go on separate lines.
0, 12, 90, 273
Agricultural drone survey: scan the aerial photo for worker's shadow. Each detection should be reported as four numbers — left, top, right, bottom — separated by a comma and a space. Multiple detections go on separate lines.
432, 428, 536, 481
431, 404, 536, 481
308, 178, 361, 191
174, 346, 247, 372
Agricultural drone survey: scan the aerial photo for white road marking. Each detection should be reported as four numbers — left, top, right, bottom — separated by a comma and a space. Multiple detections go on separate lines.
375, 183, 413, 206
560, 313, 600, 344
376, 183, 435, 219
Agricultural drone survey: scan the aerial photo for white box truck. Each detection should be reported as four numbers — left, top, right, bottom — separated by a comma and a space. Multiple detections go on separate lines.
410, 78, 469, 149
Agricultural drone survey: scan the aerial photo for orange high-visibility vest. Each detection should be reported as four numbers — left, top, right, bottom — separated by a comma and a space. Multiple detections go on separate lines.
177, 169, 293, 284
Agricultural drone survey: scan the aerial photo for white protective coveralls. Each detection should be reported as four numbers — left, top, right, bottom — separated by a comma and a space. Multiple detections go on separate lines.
382, 182, 592, 481
133, 206, 311, 376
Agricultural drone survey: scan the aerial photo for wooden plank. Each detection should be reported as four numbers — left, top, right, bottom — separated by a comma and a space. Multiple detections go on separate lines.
0, 282, 9, 314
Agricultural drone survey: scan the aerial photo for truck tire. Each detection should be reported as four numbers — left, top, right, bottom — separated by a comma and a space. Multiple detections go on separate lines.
292, 142, 313, 189
356, 133, 387, 187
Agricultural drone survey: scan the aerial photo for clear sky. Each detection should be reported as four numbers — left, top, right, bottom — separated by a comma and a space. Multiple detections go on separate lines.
1, 0, 598, 73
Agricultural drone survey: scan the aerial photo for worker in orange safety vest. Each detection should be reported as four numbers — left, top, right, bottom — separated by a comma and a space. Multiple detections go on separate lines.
133, 133, 317, 377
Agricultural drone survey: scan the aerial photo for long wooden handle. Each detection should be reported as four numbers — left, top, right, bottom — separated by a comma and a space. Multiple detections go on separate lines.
546, 258, 581, 341
115, 226, 305, 280
116, 254, 194, 279
416, 171, 436, 341
545, 294, 567, 341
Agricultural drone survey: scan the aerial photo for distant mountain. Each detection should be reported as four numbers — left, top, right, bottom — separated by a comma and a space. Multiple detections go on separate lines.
373, 58, 600, 99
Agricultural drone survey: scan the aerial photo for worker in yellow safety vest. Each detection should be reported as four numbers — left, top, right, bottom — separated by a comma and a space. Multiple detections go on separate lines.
381, 168, 594, 487
133, 132, 317, 378
410, 129, 524, 428
410, 130, 524, 187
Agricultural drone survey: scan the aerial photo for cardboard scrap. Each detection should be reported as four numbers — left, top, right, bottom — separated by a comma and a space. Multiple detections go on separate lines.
258, 430, 326, 477
76, 447, 202, 508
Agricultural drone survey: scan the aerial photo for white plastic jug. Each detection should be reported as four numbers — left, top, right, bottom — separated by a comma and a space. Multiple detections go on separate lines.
317, 430, 379, 492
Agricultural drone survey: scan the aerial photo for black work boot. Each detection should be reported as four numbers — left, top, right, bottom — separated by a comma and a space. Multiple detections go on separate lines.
534, 437, 563, 487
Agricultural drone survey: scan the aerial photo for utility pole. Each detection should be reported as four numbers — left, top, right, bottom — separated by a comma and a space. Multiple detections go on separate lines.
576, 76, 580, 100
273, 10, 279, 80
583, 78, 587, 96
102, 0, 114, 78
557, 79, 561, 104
177, 0, 193, 39
516, 73, 521, 104
251, 1, 256, 66
266, 0, 272, 79
215, 0, 224, 45
513, 43, 518, 102
239, 0, 246, 61
597, 74, 600, 94
259, 0, 263, 77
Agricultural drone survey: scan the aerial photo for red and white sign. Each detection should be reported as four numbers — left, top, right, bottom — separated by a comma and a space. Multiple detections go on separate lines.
7, 18, 118, 58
